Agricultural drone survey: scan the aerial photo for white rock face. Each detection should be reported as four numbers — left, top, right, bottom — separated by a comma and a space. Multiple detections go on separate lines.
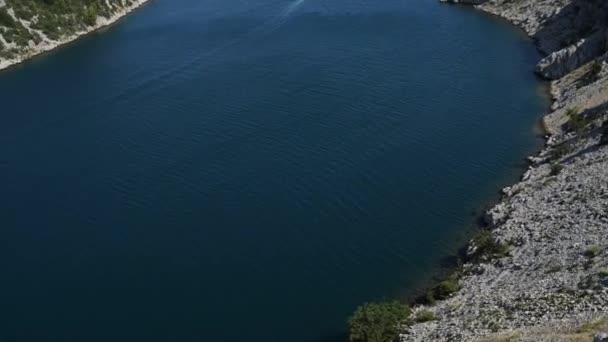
404, 0, 608, 340
477, 0, 608, 80
537, 30, 608, 79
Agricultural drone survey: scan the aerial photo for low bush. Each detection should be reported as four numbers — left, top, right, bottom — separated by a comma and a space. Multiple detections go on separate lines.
566, 108, 586, 134
599, 122, 608, 146
585, 245, 602, 258
348, 301, 410, 342
550, 163, 563, 176
434, 278, 460, 299
469, 230, 511, 261
590, 61, 603, 79
550, 142, 573, 160
422, 272, 461, 304
0, 8, 17, 28
413, 310, 437, 323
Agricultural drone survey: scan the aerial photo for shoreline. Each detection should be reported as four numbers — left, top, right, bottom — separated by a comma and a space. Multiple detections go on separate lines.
0, 0, 150, 72
403, 0, 608, 340
401, 0, 553, 307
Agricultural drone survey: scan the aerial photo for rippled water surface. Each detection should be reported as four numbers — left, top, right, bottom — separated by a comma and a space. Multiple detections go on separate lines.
0, 0, 546, 340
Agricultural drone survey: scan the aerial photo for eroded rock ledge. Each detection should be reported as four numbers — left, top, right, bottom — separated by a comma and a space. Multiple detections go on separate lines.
404, 0, 608, 340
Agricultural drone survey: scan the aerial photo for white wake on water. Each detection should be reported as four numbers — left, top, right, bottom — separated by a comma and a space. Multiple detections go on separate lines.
106, 0, 310, 99
248, 0, 308, 36
183, 0, 308, 60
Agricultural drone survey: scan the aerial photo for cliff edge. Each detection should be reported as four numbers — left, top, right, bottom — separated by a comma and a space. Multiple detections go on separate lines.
404, 0, 608, 341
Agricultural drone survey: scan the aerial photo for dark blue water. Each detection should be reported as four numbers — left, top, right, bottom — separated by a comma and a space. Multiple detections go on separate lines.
0, 0, 546, 341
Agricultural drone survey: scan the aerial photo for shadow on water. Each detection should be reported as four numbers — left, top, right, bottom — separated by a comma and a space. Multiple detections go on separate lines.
318, 332, 349, 342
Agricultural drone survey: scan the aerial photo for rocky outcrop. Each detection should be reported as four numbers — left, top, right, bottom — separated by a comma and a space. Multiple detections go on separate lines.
476, 0, 608, 79
596, 333, 608, 342
403, 0, 608, 340
537, 29, 608, 79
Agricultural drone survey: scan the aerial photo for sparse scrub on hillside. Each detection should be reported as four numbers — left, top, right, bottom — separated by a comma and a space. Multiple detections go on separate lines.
566, 108, 587, 134
348, 301, 410, 342
0, 8, 17, 28
0, 0, 133, 51
413, 309, 437, 323
469, 230, 511, 261
550, 142, 573, 160
589, 61, 603, 78
599, 121, 608, 146
584, 244, 602, 258
550, 163, 563, 176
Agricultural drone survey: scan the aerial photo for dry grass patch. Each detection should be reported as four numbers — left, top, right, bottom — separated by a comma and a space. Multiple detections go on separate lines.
481, 318, 608, 342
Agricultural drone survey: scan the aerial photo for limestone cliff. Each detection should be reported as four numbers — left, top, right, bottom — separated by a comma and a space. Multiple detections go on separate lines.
405, 0, 608, 340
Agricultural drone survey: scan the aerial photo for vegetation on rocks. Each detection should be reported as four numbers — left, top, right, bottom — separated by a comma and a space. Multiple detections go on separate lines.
4, 0, 123, 40
432, 276, 460, 300
600, 121, 608, 146
348, 301, 410, 342
413, 310, 437, 323
550, 142, 573, 160
566, 107, 586, 134
550, 163, 563, 176
468, 230, 511, 262
0, 0, 144, 64
585, 245, 602, 258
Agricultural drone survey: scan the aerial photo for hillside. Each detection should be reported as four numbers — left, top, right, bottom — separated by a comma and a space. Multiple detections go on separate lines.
0, 0, 148, 69
402, 0, 608, 340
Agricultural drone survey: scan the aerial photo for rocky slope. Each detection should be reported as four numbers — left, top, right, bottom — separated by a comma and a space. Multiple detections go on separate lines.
0, 0, 149, 71
403, 0, 608, 340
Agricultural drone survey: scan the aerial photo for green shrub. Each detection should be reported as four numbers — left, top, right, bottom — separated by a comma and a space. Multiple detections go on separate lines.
469, 230, 511, 261
434, 279, 460, 299
413, 310, 437, 323
585, 245, 602, 258
2, 0, 125, 46
348, 301, 410, 342
566, 108, 586, 134
550, 163, 563, 176
551, 142, 572, 160
421, 272, 461, 304
0, 8, 17, 28
590, 61, 603, 78
84, 4, 99, 26
600, 123, 608, 146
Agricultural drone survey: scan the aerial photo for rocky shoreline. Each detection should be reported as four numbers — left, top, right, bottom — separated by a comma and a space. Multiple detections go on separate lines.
0, 0, 150, 71
403, 0, 608, 341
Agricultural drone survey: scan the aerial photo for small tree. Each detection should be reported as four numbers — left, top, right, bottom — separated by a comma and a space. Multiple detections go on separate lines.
590, 61, 603, 79
433, 279, 460, 300
599, 122, 608, 146
550, 163, 563, 176
566, 108, 586, 134
469, 230, 510, 261
348, 301, 410, 342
